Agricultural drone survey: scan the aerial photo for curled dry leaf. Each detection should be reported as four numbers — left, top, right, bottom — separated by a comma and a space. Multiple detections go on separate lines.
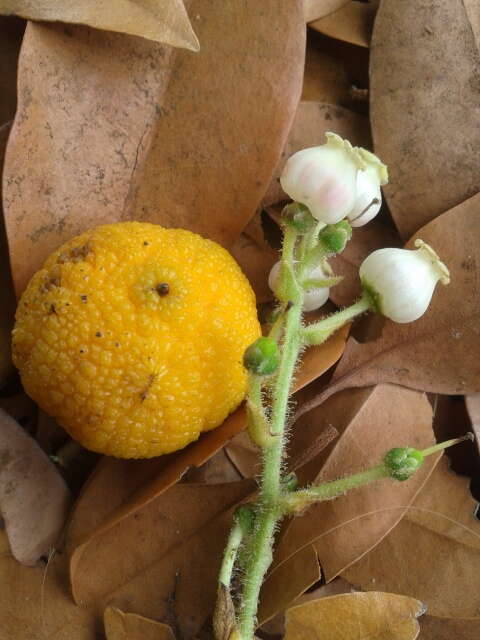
420, 615, 480, 640
304, 0, 350, 23
465, 394, 480, 446
263, 101, 370, 207
213, 583, 236, 640
0, 122, 15, 385
370, 0, 480, 239
0, 0, 199, 50
344, 457, 480, 617
104, 606, 175, 640
297, 194, 480, 419
284, 592, 424, 640
310, 1, 377, 48
3, 0, 305, 296
70, 481, 255, 639
271, 384, 438, 582
0, 408, 72, 566
0, 532, 96, 639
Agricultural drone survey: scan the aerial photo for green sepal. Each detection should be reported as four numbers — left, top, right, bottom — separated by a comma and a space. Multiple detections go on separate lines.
281, 202, 317, 234
318, 220, 352, 254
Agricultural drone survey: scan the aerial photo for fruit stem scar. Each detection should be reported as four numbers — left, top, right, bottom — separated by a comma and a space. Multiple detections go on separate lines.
155, 283, 170, 296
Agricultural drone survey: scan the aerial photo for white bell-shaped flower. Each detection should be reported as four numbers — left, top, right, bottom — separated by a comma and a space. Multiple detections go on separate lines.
268, 261, 329, 312
359, 239, 450, 323
280, 134, 388, 227
280, 133, 363, 225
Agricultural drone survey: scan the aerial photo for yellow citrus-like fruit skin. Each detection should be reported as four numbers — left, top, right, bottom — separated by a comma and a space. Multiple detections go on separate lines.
12, 222, 261, 458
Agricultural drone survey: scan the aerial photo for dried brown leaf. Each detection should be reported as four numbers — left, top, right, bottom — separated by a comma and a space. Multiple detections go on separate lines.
70, 481, 255, 639
464, 0, 480, 49
272, 384, 438, 582
0, 408, 72, 565
344, 458, 480, 617
298, 194, 480, 419
370, 0, 480, 239
0, 122, 15, 385
4, 1, 305, 296
67, 407, 250, 567
310, 1, 377, 48
304, 0, 350, 23
0, 0, 199, 50
0, 533, 96, 639
260, 578, 353, 636
182, 448, 242, 485
104, 606, 176, 640
263, 102, 370, 207
420, 615, 480, 640
258, 544, 321, 626
284, 592, 424, 640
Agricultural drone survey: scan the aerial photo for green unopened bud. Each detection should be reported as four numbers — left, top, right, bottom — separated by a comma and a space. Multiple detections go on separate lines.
243, 337, 280, 376
319, 220, 352, 254
281, 202, 317, 233
384, 447, 424, 481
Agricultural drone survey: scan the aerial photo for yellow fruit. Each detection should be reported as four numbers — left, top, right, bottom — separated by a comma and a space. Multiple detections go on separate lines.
12, 222, 261, 458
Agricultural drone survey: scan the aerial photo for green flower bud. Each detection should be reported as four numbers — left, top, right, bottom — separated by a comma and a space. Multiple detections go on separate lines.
281, 202, 317, 234
384, 447, 424, 481
243, 337, 280, 376
318, 221, 352, 254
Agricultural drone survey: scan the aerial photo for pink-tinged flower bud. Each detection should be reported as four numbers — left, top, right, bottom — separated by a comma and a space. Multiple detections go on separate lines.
268, 261, 329, 312
360, 240, 450, 323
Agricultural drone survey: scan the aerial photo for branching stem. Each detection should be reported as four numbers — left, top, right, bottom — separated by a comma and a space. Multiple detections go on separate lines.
214, 205, 469, 640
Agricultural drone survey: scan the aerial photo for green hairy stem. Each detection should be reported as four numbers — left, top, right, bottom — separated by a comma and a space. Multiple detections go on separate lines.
214, 204, 467, 640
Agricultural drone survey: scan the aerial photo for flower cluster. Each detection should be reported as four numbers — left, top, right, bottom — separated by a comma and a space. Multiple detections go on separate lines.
269, 132, 449, 322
